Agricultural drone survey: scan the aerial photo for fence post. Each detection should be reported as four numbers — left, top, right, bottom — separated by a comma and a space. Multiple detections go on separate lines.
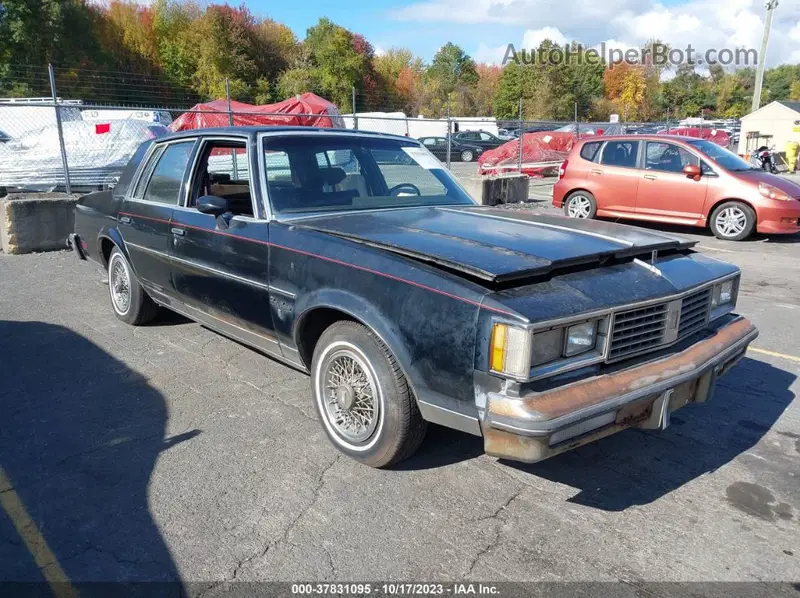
574, 102, 579, 140
48, 64, 71, 195
225, 78, 239, 179
517, 97, 523, 174
446, 95, 452, 170
352, 87, 358, 130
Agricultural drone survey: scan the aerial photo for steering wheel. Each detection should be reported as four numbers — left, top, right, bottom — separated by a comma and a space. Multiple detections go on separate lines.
387, 183, 421, 196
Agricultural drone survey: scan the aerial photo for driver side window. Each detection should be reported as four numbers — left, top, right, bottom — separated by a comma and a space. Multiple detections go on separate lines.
189, 139, 254, 217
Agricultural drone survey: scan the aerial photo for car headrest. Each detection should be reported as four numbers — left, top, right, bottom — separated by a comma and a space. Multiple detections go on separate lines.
321, 167, 347, 187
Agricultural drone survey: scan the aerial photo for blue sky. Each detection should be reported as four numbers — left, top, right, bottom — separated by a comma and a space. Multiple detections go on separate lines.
243, 0, 799, 66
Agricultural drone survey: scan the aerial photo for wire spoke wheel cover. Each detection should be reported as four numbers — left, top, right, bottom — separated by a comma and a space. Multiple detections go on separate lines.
567, 195, 592, 218
109, 255, 131, 315
715, 206, 747, 237
318, 343, 382, 447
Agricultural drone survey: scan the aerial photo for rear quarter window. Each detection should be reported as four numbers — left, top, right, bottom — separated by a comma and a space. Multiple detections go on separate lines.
579, 141, 602, 162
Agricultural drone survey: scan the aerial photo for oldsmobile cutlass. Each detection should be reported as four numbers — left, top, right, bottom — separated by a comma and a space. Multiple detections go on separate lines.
69, 127, 758, 467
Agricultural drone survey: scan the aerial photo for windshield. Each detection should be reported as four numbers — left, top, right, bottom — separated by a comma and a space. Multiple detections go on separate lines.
262, 135, 475, 215
685, 139, 753, 171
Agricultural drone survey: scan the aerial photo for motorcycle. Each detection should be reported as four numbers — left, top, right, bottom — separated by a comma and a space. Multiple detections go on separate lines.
751, 145, 778, 173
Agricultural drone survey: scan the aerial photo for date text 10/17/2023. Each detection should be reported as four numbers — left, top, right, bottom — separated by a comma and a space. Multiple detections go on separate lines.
291, 583, 500, 595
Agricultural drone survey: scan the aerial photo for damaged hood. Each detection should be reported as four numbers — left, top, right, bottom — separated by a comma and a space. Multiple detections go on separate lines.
294, 206, 696, 283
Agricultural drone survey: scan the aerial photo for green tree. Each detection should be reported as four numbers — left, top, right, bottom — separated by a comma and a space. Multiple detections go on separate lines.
790, 81, 800, 101
662, 64, 714, 118
301, 18, 372, 109
423, 42, 478, 116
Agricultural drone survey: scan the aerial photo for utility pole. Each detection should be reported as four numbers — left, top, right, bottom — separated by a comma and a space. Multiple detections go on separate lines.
752, 0, 779, 113
517, 97, 523, 173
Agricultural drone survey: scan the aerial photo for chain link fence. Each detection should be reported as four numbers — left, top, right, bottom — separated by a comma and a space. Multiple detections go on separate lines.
0, 65, 697, 196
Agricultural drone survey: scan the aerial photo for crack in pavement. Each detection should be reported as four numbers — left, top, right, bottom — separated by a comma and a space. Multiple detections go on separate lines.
463, 486, 525, 578
228, 454, 341, 581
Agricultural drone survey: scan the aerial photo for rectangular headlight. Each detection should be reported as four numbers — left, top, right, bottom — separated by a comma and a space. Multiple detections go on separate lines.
532, 328, 563, 365
490, 323, 533, 379
712, 279, 735, 308
565, 321, 597, 357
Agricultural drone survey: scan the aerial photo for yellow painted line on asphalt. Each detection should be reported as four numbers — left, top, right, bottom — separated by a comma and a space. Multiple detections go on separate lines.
749, 347, 800, 363
0, 466, 79, 598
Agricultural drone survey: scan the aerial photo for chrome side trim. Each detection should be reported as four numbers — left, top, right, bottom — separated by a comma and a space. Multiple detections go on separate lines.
417, 401, 482, 437
182, 302, 280, 347
268, 285, 297, 298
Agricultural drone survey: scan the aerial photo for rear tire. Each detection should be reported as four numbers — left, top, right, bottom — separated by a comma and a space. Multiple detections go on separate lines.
107, 247, 159, 325
311, 321, 427, 468
709, 201, 756, 241
564, 191, 597, 219
461, 150, 474, 162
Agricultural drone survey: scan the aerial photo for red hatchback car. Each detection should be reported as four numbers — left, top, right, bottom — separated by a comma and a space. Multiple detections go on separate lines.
553, 135, 800, 240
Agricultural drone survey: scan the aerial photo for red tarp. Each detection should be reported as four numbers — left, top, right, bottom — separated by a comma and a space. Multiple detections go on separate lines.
169, 93, 343, 132
657, 127, 731, 148
478, 127, 732, 177
478, 131, 590, 177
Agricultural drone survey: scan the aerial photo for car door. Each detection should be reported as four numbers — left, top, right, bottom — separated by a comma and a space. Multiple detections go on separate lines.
169, 136, 282, 357
588, 140, 641, 214
119, 139, 196, 305
421, 137, 445, 160
636, 141, 708, 221
477, 131, 501, 149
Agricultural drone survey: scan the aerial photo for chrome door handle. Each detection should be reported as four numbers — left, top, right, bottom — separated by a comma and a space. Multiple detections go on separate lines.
644, 174, 657, 180
119, 215, 132, 224
590, 169, 603, 175
171, 227, 186, 236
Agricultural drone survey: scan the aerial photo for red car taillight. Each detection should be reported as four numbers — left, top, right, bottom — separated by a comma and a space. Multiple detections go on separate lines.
558, 159, 568, 180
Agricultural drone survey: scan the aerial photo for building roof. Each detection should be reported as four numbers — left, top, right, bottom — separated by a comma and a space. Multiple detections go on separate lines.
777, 100, 800, 113
741, 100, 800, 120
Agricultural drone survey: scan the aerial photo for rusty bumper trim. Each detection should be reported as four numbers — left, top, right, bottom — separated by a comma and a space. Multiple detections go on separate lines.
485, 316, 758, 437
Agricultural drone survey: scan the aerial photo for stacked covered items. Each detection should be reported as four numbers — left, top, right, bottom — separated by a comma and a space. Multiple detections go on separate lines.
478, 131, 592, 177
657, 127, 731, 148
170, 93, 344, 131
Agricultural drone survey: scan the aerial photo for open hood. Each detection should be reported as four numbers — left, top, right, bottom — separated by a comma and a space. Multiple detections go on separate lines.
295, 207, 696, 284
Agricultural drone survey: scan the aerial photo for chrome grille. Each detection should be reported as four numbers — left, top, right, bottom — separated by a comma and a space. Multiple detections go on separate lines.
609, 303, 668, 359
679, 287, 711, 337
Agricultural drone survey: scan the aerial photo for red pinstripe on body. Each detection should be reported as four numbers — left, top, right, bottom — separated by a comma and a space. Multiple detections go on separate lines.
117, 211, 517, 317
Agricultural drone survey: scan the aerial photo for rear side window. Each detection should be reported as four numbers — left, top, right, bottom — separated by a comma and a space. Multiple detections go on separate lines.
143, 141, 195, 205
600, 141, 639, 168
579, 142, 602, 162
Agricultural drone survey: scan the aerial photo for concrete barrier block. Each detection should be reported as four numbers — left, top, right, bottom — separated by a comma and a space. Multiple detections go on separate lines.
463, 174, 529, 206
0, 193, 79, 255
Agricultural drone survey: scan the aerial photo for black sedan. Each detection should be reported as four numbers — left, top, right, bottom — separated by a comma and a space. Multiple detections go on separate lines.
70, 127, 757, 468
418, 136, 483, 162
450, 130, 507, 150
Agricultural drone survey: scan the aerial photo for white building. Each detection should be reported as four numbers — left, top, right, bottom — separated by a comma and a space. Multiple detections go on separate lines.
738, 100, 800, 155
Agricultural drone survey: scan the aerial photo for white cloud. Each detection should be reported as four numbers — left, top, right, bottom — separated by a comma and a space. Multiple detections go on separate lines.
374, 46, 387, 57
522, 26, 569, 48
474, 42, 510, 65
392, 0, 800, 68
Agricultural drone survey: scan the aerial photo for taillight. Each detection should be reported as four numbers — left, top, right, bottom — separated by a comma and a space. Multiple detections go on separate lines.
558, 159, 568, 180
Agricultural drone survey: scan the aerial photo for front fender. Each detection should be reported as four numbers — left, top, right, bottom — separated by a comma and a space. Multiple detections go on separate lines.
294, 287, 414, 383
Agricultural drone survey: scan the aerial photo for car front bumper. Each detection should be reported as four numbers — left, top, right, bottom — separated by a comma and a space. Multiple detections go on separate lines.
480, 316, 758, 463
755, 202, 800, 234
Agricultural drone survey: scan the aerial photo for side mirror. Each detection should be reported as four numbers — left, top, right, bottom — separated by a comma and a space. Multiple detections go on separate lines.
196, 195, 230, 216
683, 164, 702, 179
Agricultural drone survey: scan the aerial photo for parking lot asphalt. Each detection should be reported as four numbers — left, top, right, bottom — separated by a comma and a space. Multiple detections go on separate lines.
1, 210, 799, 591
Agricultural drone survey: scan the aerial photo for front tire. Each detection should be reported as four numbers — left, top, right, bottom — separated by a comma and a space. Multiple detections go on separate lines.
460, 150, 474, 162
564, 191, 597, 219
311, 321, 427, 468
709, 201, 756, 241
107, 247, 159, 325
